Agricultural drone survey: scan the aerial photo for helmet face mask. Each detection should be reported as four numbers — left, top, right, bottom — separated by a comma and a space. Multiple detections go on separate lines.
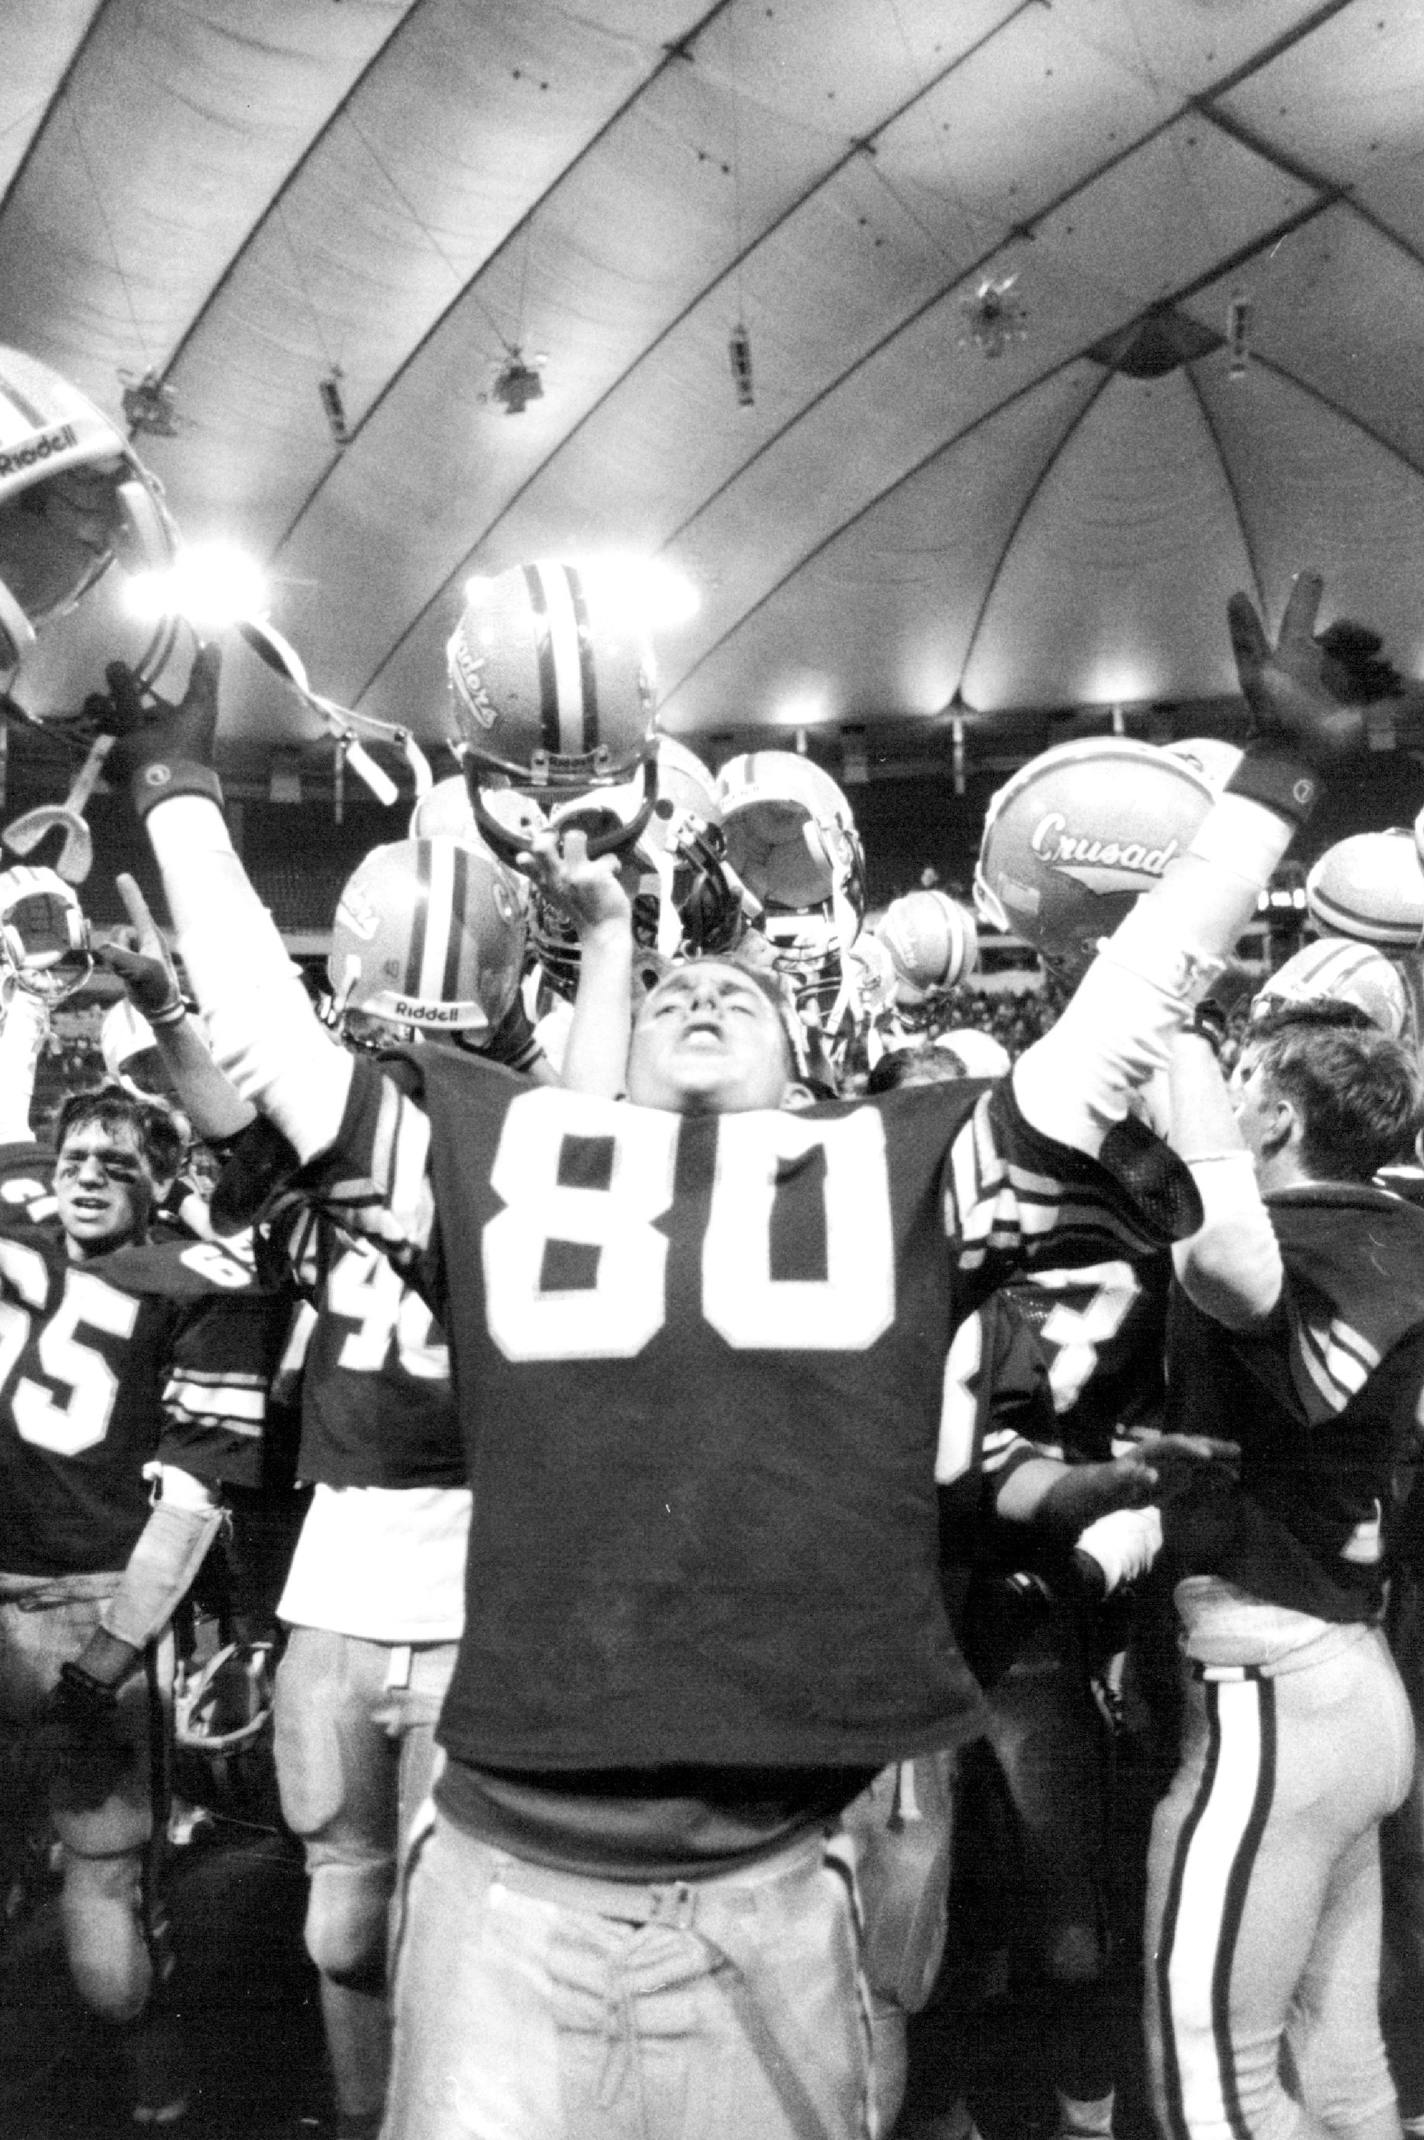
0, 865, 92, 1004
327, 838, 527, 1039
0, 347, 183, 712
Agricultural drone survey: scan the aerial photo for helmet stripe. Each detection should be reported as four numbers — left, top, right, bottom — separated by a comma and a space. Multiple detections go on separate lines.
443, 844, 470, 1005
405, 839, 432, 996
418, 839, 456, 1005
564, 565, 600, 757
0, 365, 47, 433
541, 563, 589, 760
523, 564, 563, 759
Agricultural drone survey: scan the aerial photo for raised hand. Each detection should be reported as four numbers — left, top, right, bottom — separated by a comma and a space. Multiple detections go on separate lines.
90, 641, 224, 818
1227, 572, 1365, 765
97, 873, 184, 1025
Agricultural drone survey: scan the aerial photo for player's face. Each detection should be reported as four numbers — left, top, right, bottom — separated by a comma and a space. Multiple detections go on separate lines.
53, 1120, 159, 1257
627, 961, 790, 1114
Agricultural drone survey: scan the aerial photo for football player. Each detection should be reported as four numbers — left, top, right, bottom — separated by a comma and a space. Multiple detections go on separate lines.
1143, 1001, 1424, 2140
257, 836, 531, 2140
0, 1054, 284, 2126
102, 565, 1347, 2140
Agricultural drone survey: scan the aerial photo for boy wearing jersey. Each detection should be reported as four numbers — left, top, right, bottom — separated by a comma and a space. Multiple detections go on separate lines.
0, 1063, 281, 2123
106, 579, 1348, 2140
1147, 1005, 1424, 2140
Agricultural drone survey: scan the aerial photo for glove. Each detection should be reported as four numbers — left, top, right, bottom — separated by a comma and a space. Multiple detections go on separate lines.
37, 1662, 135, 1814
1225, 572, 1365, 826
97, 873, 186, 1025
90, 642, 224, 820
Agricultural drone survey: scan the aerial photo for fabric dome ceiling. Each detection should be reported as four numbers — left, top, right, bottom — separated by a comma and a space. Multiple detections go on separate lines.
4, 0, 1424, 784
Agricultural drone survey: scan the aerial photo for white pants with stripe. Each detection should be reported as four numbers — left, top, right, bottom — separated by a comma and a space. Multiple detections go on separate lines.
1145, 1621, 1413, 2140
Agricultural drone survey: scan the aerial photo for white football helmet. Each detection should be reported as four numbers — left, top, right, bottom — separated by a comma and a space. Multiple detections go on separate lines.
1251, 936, 1409, 1038
447, 560, 659, 858
1163, 737, 1244, 792
0, 347, 184, 716
1306, 830, 1424, 947
716, 751, 866, 916
327, 837, 526, 1035
874, 889, 978, 1004
0, 864, 91, 1004
974, 738, 1216, 976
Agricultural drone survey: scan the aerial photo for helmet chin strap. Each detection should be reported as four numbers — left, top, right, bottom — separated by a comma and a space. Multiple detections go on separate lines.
0, 578, 36, 672
466, 755, 660, 863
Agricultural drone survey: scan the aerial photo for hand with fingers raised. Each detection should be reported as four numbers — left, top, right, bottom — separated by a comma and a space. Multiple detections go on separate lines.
1225, 572, 1366, 827
98, 874, 186, 1027
87, 642, 224, 819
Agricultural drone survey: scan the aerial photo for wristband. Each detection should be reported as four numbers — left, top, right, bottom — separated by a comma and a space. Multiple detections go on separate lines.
1224, 747, 1319, 829
57, 1659, 121, 1712
129, 759, 224, 821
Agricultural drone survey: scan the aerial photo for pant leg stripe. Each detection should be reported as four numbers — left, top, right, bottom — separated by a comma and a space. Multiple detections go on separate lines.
1212, 1678, 1277, 2140
1158, 1677, 1275, 2140
1156, 1689, 1222, 2140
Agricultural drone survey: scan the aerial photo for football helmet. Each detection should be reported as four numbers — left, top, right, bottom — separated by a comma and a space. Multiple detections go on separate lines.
327, 837, 526, 1035
527, 738, 744, 998
1305, 829, 1424, 947
1251, 936, 1408, 1038
100, 998, 166, 1097
173, 1640, 275, 1816
1163, 736, 1243, 791
0, 864, 91, 1003
974, 738, 1216, 975
447, 559, 659, 856
0, 346, 183, 716
875, 889, 978, 1003
716, 751, 866, 916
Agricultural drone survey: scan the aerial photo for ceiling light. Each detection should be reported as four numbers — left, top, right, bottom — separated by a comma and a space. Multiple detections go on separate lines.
489, 349, 545, 415
125, 542, 269, 632
119, 368, 180, 437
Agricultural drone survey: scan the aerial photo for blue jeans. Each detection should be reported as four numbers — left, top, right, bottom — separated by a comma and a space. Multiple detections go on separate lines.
383, 1810, 875, 2140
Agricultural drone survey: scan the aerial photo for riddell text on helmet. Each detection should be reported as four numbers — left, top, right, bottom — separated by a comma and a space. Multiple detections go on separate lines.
0, 425, 78, 479
1030, 812, 1180, 877
394, 999, 463, 1025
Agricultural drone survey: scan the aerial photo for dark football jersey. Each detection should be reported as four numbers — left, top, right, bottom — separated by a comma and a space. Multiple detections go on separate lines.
1164, 1181, 1424, 1620
0, 1141, 283, 1577
294, 1048, 1196, 1775
1002, 1252, 1171, 1461
260, 1198, 462, 1491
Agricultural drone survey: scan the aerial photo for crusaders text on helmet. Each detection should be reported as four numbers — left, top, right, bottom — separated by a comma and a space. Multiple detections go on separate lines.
1251, 937, 1409, 1039
0, 865, 92, 1004
327, 837, 526, 1035
0, 346, 182, 714
716, 751, 866, 915
1306, 829, 1424, 947
446, 560, 658, 795
874, 889, 978, 1003
974, 738, 1216, 975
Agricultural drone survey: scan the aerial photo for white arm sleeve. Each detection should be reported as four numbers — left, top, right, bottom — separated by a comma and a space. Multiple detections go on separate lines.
145, 798, 352, 1162
0, 988, 45, 1143
1013, 792, 1294, 1157
1172, 1152, 1283, 1327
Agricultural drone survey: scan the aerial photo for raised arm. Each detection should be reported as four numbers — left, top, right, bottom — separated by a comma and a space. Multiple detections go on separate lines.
1014, 573, 1359, 1160
100, 646, 355, 1163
